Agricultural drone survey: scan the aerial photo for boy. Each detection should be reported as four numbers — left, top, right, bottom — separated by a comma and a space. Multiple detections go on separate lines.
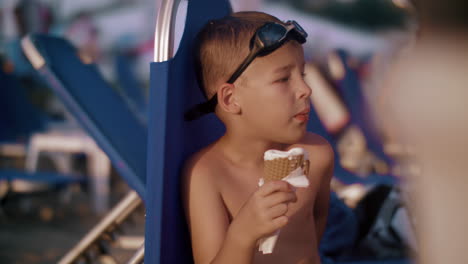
183, 11, 333, 264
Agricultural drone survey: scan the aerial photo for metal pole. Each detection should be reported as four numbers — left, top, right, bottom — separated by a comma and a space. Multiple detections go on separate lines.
127, 245, 145, 264
58, 191, 142, 264
153, 0, 182, 62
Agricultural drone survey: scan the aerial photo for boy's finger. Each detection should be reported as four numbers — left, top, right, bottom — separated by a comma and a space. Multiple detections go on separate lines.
257, 181, 291, 197
268, 203, 288, 219
271, 215, 288, 230
264, 191, 297, 208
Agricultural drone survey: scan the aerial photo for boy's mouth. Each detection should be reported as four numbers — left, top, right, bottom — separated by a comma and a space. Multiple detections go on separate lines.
294, 108, 310, 122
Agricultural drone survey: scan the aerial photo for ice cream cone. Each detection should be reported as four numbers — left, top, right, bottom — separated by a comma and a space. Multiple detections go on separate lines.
264, 155, 304, 181
259, 148, 310, 254
263, 149, 309, 182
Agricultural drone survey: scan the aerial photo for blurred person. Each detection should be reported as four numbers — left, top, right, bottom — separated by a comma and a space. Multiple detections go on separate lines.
379, 0, 468, 263
304, 62, 350, 134
325, 50, 392, 176
336, 125, 383, 177
65, 13, 100, 64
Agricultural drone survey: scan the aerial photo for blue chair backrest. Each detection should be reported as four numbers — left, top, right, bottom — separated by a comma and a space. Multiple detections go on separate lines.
115, 55, 147, 111
27, 35, 147, 197
145, 0, 231, 262
333, 50, 393, 166
0, 66, 46, 140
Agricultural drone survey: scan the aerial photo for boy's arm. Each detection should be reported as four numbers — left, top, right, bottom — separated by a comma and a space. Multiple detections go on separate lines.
183, 165, 254, 264
313, 143, 334, 243
183, 160, 295, 264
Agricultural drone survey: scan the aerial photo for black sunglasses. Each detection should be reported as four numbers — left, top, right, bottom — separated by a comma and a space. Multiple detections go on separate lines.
185, 20, 308, 121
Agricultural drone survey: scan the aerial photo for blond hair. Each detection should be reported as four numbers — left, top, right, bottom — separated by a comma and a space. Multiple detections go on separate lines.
194, 11, 282, 99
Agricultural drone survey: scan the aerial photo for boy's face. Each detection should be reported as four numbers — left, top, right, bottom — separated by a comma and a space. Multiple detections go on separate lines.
235, 42, 312, 144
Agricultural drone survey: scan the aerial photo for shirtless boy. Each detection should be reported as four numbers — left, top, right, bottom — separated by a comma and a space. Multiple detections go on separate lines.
183, 11, 334, 264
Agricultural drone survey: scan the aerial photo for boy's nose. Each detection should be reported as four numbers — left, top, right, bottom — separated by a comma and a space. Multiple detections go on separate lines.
297, 79, 312, 99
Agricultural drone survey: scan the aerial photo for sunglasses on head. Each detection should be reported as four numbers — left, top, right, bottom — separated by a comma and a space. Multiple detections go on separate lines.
185, 20, 308, 121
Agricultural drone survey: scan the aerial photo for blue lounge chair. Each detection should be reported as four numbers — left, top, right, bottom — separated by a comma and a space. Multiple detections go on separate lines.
145, 0, 405, 264
115, 54, 147, 117
0, 61, 83, 199
0, 65, 46, 142
331, 50, 394, 167
21, 34, 147, 263
21, 34, 147, 197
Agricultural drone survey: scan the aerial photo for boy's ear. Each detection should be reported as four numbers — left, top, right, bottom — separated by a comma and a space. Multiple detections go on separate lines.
217, 83, 241, 114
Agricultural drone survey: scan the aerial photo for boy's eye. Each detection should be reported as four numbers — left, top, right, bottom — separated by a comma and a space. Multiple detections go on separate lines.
276, 76, 290, 83
301, 72, 306, 79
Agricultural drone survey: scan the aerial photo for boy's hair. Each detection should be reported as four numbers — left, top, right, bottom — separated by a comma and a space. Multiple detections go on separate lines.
194, 12, 282, 99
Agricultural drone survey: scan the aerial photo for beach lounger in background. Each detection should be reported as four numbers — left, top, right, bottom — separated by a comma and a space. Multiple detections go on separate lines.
22, 34, 147, 263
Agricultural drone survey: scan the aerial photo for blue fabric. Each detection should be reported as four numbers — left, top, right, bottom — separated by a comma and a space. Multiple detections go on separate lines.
115, 55, 147, 112
0, 63, 84, 188
0, 169, 84, 185
320, 194, 412, 264
0, 66, 47, 140
333, 50, 393, 167
145, 0, 231, 262
28, 35, 147, 197
4, 40, 35, 77
320, 193, 358, 257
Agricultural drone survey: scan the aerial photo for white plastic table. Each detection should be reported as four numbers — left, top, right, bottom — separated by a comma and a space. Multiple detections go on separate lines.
25, 130, 110, 213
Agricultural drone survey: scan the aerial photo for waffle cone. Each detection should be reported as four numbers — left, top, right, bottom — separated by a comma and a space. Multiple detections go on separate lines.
264, 154, 309, 182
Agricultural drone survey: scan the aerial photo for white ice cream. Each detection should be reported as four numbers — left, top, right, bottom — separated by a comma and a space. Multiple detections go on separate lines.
264, 147, 309, 161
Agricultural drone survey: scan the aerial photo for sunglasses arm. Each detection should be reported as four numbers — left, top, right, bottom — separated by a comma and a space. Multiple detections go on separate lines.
226, 46, 262, 84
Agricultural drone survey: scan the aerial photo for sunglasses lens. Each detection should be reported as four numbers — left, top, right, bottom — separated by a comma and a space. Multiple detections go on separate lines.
258, 23, 287, 47
292, 21, 306, 35
286, 20, 307, 43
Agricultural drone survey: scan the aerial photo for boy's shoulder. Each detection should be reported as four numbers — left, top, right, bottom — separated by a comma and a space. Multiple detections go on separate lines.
182, 143, 224, 187
294, 132, 334, 172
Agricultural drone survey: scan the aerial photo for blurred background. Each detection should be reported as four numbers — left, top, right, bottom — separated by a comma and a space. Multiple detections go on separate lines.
1, 0, 466, 263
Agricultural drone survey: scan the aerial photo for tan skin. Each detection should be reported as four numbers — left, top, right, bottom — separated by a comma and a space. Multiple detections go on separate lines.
182, 42, 333, 264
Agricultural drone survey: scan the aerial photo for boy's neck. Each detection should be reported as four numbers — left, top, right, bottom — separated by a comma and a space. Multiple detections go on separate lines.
218, 131, 288, 168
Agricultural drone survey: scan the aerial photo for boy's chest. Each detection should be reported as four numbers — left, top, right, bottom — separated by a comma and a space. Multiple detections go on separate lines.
219, 169, 318, 221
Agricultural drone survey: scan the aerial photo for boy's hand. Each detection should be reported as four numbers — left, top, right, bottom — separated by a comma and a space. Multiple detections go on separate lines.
229, 180, 297, 247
